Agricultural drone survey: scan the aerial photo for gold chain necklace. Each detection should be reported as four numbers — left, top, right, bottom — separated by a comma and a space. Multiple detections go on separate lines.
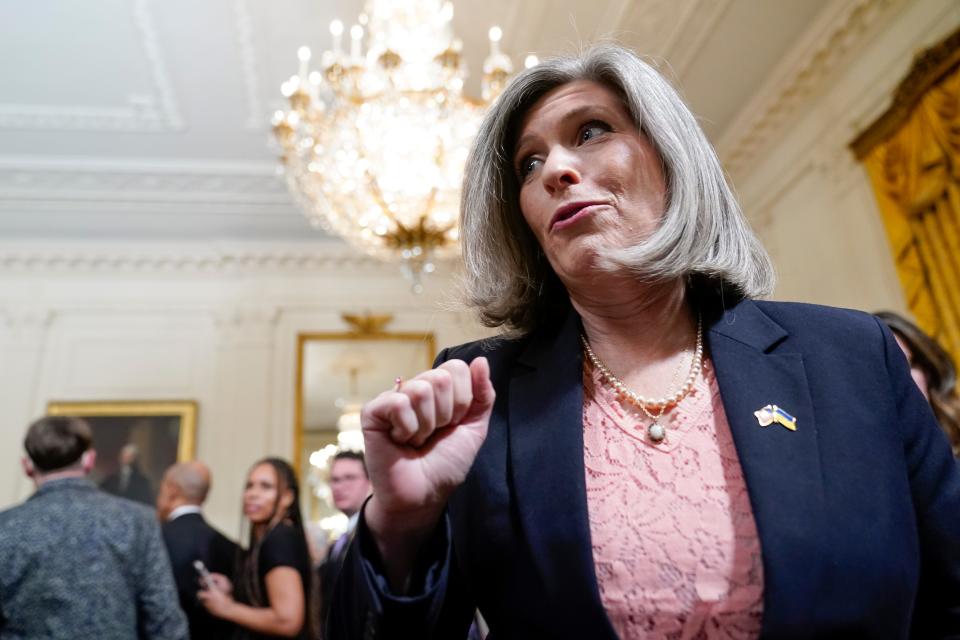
580, 313, 703, 443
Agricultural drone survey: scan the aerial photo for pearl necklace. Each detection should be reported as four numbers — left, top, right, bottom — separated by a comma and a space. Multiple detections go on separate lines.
580, 313, 703, 443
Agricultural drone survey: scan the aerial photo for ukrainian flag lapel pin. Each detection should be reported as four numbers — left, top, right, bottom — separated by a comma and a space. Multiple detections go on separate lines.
753, 404, 797, 431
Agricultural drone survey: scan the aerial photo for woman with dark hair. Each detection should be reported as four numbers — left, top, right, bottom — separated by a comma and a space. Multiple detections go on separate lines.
876, 311, 960, 455
199, 457, 314, 639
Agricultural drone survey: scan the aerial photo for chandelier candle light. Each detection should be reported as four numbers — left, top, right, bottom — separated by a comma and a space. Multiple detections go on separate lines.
273, 1, 527, 291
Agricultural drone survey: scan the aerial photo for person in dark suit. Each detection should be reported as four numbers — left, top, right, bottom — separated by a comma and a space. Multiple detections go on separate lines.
328, 44, 960, 638
100, 443, 155, 505
0, 416, 187, 639
317, 451, 371, 633
157, 461, 240, 639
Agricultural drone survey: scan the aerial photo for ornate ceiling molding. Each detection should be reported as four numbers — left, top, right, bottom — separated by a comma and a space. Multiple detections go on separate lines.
0, 158, 287, 200
0, 0, 183, 132
233, 0, 269, 131
716, 0, 902, 179
0, 159, 305, 238
133, 0, 183, 130
0, 243, 399, 275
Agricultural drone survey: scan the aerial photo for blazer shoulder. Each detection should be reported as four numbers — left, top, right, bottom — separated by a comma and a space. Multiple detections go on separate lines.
162, 512, 206, 536
747, 300, 898, 376
751, 300, 873, 322
435, 333, 527, 367
752, 300, 885, 343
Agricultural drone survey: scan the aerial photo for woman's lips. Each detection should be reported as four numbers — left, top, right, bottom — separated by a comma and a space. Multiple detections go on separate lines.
550, 201, 606, 231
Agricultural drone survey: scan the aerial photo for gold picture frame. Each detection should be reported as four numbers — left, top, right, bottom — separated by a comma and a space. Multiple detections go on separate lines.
46, 400, 198, 506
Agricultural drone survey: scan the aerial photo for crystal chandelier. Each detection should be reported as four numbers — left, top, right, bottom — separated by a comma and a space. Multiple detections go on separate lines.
273, 1, 521, 290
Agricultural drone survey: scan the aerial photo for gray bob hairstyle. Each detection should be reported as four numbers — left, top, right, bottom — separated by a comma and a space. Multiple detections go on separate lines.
460, 44, 775, 333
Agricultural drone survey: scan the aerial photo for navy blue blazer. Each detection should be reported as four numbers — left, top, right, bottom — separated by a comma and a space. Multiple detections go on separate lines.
161, 512, 240, 639
331, 299, 960, 639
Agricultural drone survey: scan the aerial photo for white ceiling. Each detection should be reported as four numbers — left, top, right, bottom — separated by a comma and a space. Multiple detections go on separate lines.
0, 0, 829, 241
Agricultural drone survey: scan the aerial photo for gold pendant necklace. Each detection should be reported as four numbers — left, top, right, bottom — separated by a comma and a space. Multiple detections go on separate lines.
581, 313, 703, 443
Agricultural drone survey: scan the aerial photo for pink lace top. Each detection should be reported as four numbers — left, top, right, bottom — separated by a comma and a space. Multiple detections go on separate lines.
583, 356, 764, 639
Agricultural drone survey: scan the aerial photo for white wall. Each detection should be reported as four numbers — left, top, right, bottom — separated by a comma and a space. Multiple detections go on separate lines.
0, 243, 490, 536
727, 0, 960, 313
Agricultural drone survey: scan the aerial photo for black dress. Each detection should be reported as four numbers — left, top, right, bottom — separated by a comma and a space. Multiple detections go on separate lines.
237, 522, 313, 640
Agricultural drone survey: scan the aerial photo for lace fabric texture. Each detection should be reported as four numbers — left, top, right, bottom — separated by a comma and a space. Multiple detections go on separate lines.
583, 357, 764, 640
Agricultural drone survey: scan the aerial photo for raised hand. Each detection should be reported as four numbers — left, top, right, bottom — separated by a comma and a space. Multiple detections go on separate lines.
362, 357, 494, 513
359, 357, 494, 589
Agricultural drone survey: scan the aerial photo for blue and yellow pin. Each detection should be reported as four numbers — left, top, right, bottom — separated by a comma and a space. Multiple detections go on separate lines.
753, 404, 797, 431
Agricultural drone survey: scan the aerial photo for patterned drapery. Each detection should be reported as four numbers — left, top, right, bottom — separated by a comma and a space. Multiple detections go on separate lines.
853, 31, 960, 368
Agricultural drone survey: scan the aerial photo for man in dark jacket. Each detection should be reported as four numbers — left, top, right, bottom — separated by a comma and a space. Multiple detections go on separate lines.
157, 461, 239, 640
318, 451, 371, 634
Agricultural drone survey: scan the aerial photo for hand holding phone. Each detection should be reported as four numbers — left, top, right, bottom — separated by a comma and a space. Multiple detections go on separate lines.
193, 560, 215, 591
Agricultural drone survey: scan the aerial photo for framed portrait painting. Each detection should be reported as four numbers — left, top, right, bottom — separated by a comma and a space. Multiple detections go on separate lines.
46, 400, 197, 507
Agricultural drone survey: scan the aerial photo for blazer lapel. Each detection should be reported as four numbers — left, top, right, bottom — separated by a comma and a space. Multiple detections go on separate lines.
507, 308, 615, 635
709, 300, 826, 637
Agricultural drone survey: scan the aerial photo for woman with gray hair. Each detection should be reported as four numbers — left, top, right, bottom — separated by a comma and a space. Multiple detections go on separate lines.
329, 45, 960, 639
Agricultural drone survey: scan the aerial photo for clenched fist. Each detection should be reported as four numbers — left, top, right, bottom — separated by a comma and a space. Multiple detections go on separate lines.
360, 357, 494, 589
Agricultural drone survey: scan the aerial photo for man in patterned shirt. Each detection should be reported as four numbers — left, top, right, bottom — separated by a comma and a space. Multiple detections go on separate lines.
0, 416, 187, 639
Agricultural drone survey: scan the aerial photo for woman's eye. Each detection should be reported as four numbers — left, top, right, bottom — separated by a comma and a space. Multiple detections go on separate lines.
518, 157, 541, 179
580, 121, 610, 143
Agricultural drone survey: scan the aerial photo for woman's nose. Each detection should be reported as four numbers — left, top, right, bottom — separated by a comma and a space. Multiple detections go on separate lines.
541, 149, 581, 194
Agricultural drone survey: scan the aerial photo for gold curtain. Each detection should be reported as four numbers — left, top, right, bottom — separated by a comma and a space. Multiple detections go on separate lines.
853, 30, 960, 368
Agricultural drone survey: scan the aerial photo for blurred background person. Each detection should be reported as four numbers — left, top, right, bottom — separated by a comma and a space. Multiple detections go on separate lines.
0, 416, 186, 639
876, 311, 960, 455
101, 442, 155, 506
158, 460, 240, 639
318, 450, 371, 634
199, 457, 314, 639
327, 451, 371, 546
